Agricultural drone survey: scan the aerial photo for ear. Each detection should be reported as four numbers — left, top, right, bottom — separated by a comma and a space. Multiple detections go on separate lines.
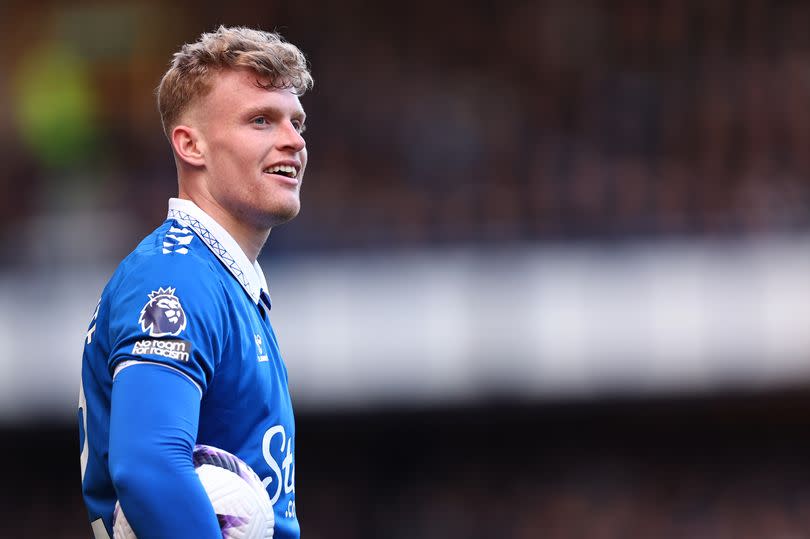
171, 124, 206, 167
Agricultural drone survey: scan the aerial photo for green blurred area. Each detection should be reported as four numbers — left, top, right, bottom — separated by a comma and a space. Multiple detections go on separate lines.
13, 44, 98, 169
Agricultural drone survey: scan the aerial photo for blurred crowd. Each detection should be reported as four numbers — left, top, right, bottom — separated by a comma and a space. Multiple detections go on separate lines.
9, 398, 810, 539
297, 397, 810, 539
12, 464, 810, 538
1, 0, 809, 261
294, 0, 810, 250
304, 456, 810, 539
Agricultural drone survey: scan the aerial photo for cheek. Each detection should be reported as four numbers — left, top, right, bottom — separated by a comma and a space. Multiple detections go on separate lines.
210, 135, 257, 169
299, 150, 308, 176
209, 146, 261, 194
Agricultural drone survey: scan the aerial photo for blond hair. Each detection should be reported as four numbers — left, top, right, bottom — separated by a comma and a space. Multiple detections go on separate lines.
157, 25, 313, 137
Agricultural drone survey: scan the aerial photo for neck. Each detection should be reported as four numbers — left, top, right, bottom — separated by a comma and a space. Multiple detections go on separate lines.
177, 190, 270, 263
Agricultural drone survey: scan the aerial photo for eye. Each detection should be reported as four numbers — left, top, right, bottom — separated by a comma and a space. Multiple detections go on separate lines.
292, 120, 306, 134
252, 116, 267, 126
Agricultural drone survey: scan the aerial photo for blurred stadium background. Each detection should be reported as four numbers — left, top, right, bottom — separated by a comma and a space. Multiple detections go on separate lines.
2, 0, 810, 536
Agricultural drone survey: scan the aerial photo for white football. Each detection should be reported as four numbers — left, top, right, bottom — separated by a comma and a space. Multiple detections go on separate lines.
113, 444, 274, 538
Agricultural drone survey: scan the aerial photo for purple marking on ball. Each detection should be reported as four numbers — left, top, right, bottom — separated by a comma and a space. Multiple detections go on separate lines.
193, 444, 257, 483
218, 513, 250, 537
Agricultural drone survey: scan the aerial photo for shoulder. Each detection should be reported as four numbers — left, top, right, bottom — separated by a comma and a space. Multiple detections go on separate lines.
114, 221, 220, 285
106, 221, 229, 314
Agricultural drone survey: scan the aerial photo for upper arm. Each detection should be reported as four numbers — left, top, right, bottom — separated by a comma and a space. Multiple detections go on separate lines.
106, 254, 229, 395
109, 361, 201, 480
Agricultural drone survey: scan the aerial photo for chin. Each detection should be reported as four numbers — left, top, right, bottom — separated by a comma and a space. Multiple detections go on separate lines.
265, 199, 301, 227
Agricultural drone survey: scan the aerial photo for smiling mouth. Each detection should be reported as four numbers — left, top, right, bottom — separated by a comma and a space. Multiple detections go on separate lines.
263, 164, 298, 179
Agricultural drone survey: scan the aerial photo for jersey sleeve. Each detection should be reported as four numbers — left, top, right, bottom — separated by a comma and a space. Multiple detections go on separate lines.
109, 363, 222, 537
106, 252, 229, 395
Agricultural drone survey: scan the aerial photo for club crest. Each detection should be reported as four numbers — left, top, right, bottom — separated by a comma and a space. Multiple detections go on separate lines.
139, 287, 187, 337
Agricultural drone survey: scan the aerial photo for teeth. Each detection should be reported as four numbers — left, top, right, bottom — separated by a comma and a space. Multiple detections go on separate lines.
264, 164, 297, 177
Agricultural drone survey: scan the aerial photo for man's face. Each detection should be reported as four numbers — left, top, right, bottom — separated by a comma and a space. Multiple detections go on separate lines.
192, 68, 308, 230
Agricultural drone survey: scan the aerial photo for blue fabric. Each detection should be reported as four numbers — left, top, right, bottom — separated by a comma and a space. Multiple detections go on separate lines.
80, 215, 299, 538
109, 363, 221, 538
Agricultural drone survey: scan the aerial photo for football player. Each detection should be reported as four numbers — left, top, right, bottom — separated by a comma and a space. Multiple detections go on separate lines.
78, 26, 312, 538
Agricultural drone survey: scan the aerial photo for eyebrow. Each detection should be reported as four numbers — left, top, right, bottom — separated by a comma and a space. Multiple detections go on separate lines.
243, 105, 306, 122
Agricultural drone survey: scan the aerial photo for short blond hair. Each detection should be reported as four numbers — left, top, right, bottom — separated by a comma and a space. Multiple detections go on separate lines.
157, 25, 313, 137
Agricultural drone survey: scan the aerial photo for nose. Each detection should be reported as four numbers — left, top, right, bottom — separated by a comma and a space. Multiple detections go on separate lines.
278, 120, 306, 153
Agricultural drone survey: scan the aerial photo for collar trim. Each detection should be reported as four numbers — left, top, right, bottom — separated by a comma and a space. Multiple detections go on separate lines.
167, 198, 265, 304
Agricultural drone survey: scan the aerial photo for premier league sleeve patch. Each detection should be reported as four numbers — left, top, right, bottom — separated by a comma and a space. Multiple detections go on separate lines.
106, 256, 226, 392
131, 287, 193, 362
139, 287, 187, 337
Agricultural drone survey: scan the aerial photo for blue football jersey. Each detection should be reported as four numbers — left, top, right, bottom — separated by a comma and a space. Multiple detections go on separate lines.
79, 198, 298, 538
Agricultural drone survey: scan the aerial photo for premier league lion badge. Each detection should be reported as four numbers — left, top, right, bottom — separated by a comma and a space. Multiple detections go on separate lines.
139, 287, 187, 337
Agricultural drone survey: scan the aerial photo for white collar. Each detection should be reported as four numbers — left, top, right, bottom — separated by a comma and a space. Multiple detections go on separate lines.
167, 198, 268, 304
